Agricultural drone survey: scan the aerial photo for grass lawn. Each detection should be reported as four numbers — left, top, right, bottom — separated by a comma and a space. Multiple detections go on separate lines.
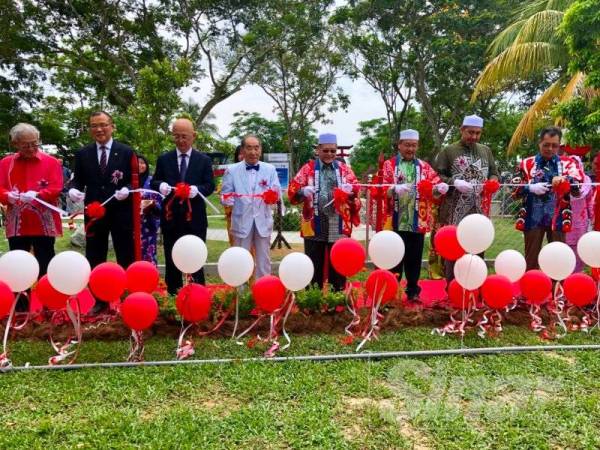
3, 327, 600, 448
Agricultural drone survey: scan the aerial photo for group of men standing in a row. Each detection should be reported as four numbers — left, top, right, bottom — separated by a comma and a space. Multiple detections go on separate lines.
0, 111, 589, 313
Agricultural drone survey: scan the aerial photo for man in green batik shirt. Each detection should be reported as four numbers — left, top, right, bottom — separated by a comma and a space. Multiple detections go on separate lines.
434, 114, 499, 281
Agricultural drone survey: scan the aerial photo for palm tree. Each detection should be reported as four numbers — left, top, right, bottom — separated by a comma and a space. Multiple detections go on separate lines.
472, 0, 593, 152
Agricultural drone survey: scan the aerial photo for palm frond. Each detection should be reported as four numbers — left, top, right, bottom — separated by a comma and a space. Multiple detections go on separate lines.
473, 42, 567, 99
507, 77, 566, 153
516, 0, 574, 20
487, 20, 527, 57
515, 10, 565, 45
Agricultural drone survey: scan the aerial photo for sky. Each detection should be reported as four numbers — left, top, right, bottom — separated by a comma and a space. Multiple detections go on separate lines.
181, 75, 389, 148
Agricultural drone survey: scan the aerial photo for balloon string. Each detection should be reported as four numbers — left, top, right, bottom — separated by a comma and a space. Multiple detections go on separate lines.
176, 322, 195, 360
278, 292, 295, 352
356, 280, 384, 352
344, 282, 361, 342
49, 296, 82, 365
231, 288, 240, 339
0, 295, 19, 372
550, 282, 567, 338
127, 330, 145, 362
529, 304, 545, 332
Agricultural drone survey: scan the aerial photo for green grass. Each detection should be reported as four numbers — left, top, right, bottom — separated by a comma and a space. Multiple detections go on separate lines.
3, 327, 600, 448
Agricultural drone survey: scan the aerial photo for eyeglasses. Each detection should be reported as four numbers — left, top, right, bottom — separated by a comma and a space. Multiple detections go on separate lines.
90, 123, 112, 129
320, 149, 337, 154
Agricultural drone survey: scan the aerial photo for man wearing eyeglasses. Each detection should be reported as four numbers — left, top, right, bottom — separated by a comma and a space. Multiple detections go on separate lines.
513, 126, 584, 270
288, 133, 361, 291
70, 112, 136, 311
0, 123, 63, 308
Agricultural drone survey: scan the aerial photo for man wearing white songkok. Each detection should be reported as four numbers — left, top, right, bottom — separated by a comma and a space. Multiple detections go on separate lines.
434, 115, 499, 280
382, 129, 448, 302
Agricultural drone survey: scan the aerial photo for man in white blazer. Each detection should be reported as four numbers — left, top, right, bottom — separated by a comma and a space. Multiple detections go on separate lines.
221, 135, 281, 278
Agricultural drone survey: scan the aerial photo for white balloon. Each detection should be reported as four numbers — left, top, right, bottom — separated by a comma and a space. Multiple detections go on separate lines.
279, 252, 314, 291
0, 250, 39, 292
454, 254, 488, 290
47, 251, 91, 295
217, 247, 254, 287
368, 230, 405, 270
577, 231, 600, 268
538, 241, 575, 281
457, 214, 495, 254
172, 235, 208, 274
494, 249, 526, 283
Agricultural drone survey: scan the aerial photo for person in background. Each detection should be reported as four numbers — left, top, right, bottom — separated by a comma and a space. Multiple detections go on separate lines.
0, 123, 62, 310
138, 155, 162, 265
221, 135, 280, 278
57, 158, 72, 211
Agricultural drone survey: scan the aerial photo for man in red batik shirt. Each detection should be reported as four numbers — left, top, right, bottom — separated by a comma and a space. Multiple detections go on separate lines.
0, 123, 63, 284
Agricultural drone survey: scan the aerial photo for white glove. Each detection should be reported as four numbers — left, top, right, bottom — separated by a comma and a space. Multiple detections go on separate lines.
221, 195, 235, 206
114, 187, 130, 201
340, 183, 354, 194
435, 182, 449, 195
528, 182, 549, 196
454, 179, 473, 193
7, 191, 20, 204
159, 182, 172, 196
20, 190, 38, 203
394, 184, 412, 197
68, 188, 85, 203
189, 185, 199, 199
302, 186, 315, 197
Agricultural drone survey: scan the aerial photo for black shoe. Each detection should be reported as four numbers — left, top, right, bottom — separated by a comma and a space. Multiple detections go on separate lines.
406, 295, 423, 305
15, 295, 29, 313
89, 301, 109, 316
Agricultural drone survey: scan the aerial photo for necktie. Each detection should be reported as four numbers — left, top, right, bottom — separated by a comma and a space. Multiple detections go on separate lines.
246, 164, 259, 171
179, 153, 188, 181
99, 146, 107, 174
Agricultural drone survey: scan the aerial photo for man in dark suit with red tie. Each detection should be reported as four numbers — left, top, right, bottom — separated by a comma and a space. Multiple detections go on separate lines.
70, 111, 136, 270
151, 118, 215, 294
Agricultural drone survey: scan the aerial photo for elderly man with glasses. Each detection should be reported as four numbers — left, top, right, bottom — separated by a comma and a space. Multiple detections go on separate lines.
288, 133, 361, 291
0, 123, 63, 306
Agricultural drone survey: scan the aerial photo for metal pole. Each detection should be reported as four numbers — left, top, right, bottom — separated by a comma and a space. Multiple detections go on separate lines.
4, 344, 600, 373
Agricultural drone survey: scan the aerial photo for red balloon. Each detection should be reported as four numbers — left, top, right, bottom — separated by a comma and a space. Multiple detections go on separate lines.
89, 262, 127, 302
126, 261, 160, 293
520, 270, 552, 305
481, 275, 513, 309
592, 268, 600, 282
434, 226, 465, 261
34, 275, 69, 311
71, 288, 95, 315
564, 273, 597, 307
365, 270, 398, 304
252, 275, 286, 314
120, 292, 159, 331
447, 279, 479, 310
0, 281, 15, 319
330, 238, 366, 277
176, 284, 212, 323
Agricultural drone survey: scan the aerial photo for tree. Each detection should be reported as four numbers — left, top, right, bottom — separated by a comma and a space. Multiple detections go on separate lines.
253, 0, 349, 171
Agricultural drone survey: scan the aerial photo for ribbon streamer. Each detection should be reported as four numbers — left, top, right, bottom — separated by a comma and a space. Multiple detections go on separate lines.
127, 330, 145, 362
49, 296, 82, 365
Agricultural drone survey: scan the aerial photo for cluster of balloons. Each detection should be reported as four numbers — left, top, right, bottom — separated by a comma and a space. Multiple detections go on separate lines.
435, 214, 600, 311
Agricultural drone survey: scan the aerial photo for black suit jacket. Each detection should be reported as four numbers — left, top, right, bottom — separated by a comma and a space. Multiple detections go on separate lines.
72, 140, 135, 218
151, 149, 215, 233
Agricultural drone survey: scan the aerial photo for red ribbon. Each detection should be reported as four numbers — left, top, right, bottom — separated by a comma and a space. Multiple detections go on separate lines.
417, 180, 434, 200
221, 189, 280, 205
84, 201, 106, 237
165, 182, 192, 222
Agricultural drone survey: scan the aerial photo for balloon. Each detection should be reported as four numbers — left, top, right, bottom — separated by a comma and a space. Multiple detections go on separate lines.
538, 241, 575, 280
481, 275, 513, 309
447, 279, 479, 310
34, 275, 69, 310
279, 252, 314, 291
433, 226, 465, 261
494, 249, 526, 282
520, 270, 552, 305
47, 251, 91, 295
592, 268, 600, 282
72, 288, 95, 315
176, 284, 212, 322
126, 261, 159, 293
365, 270, 398, 304
330, 238, 366, 277
120, 292, 159, 331
457, 214, 495, 254
217, 247, 254, 287
453, 254, 488, 290
0, 281, 15, 319
368, 231, 405, 270
172, 235, 207, 274
563, 273, 596, 308
252, 275, 286, 314
577, 231, 600, 268
89, 262, 127, 302
0, 250, 40, 292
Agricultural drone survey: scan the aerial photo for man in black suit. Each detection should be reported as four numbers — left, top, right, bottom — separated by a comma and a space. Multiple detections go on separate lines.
69, 111, 135, 271
151, 118, 215, 294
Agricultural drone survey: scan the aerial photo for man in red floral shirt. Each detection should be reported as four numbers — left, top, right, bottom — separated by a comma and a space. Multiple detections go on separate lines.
0, 123, 63, 281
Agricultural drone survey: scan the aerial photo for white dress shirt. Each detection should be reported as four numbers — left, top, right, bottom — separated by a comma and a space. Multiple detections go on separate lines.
96, 139, 113, 163
176, 148, 193, 170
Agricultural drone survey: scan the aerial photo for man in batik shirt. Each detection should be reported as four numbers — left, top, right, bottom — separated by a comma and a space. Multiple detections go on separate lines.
288, 133, 360, 291
434, 114, 499, 280
382, 129, 448, 302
